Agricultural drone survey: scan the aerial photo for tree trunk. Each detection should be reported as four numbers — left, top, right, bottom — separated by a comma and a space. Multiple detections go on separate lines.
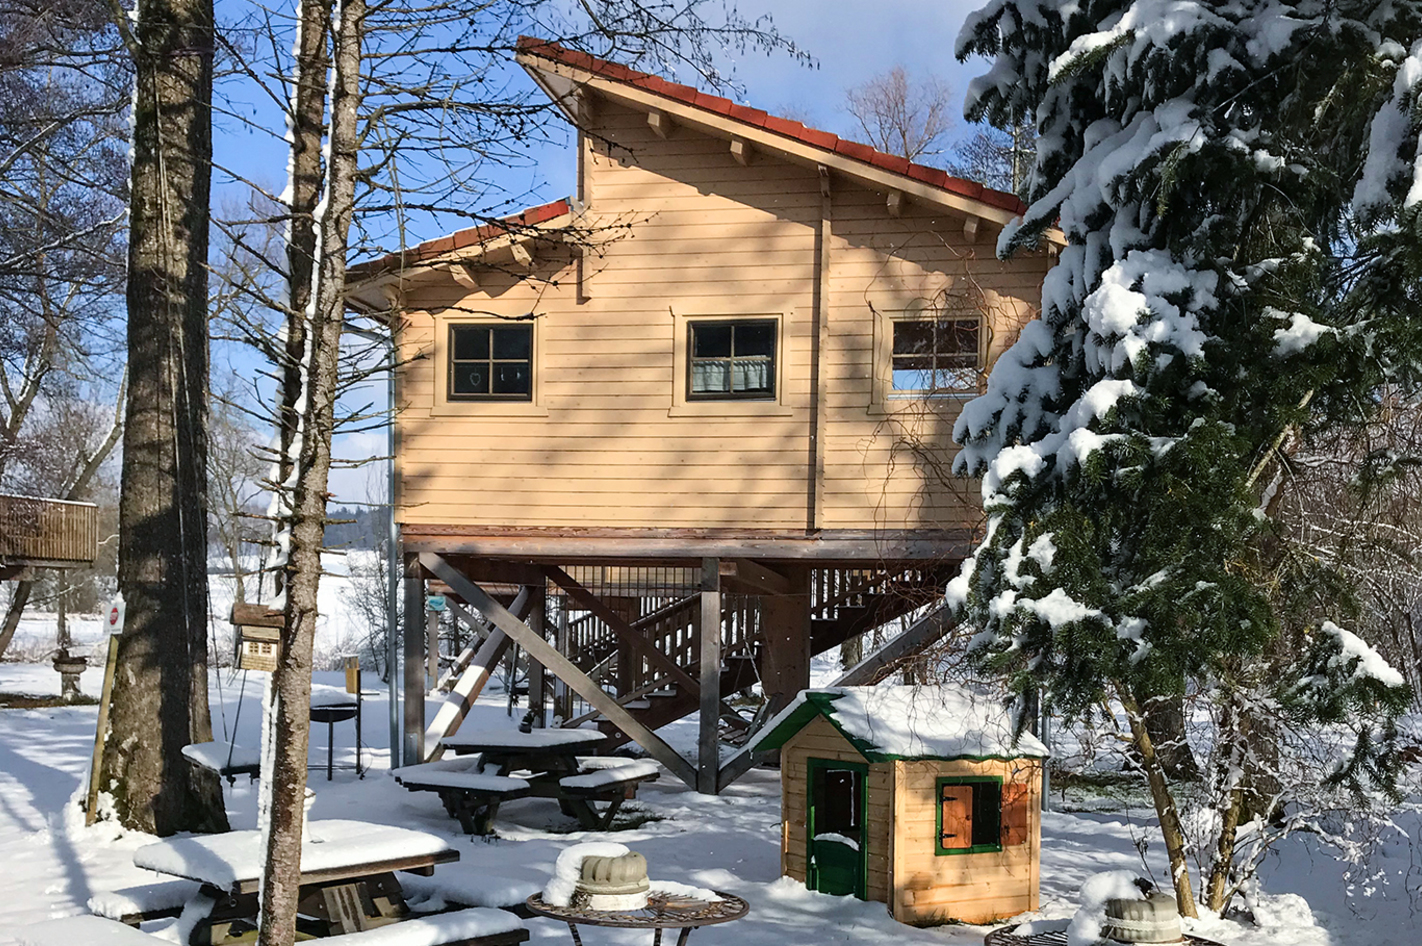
256, 0, 364, 939
1119, 686, 1198, 918
0, 581, 32, 658
1144, 693, 1201, 782
99, 0, 227, 836
1205, 694, 1248, 912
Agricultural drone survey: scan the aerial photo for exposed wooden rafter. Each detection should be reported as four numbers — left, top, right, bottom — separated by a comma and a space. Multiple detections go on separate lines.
647, 108, 672, 139
509, 241, 533, 267
817, 164, 831, 198
886, 189, 905, 218
729, 137, 752, 166
963, 215, 980, 243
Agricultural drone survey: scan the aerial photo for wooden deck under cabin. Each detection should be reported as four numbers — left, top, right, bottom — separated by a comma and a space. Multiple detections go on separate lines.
0, 494, 99, 574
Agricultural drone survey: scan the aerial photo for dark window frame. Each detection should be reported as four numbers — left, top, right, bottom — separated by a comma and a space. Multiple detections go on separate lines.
934, 775, 1004, 856
686, 318, 778, 401
447, 322, 534, 402
890, 314, 982, 395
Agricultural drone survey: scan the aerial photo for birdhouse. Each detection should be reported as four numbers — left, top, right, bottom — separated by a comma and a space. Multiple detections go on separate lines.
750, 686, 1049, 928
231, 603, 285, 672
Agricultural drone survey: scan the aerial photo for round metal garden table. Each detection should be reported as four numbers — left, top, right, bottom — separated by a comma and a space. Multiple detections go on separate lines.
525, 891, 749, 946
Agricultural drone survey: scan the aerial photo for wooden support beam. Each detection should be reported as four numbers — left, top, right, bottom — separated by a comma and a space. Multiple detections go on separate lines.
759, 564, 811, 717
729, 137, 752, 166
420, 552, 699, 788
435, 600, 491, 692
527, 584, 547, 727
963, 214, 980, 243
425, 607, 440, 688
509, 241, 533, 267
402, 555, 426, 767
886, 189, 905, 218
647, 109, 672, 139
543, 566, 700, 695
446, 262, 480, 291
575, 89, 596, 123
721, 558, 791, 596
818, 164, 831, 198
698, 557, 722, 794
424, 588, 530, 761
833, 605, 955, 687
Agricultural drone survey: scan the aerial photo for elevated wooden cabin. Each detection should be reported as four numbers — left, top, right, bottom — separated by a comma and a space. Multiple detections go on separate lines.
0, 494, 99, 579
346, 39, 1056, 791
751, 687, 1047, 926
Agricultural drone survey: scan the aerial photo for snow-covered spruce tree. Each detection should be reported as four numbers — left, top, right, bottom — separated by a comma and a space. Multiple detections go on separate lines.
955, 1, 1419, 916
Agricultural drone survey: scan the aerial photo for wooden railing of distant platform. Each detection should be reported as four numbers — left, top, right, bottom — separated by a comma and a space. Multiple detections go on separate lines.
0, 494, 99, 569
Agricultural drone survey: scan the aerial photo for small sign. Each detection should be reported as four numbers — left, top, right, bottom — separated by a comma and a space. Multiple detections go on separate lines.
426, 594, 447, 612
106, 597, 125, 634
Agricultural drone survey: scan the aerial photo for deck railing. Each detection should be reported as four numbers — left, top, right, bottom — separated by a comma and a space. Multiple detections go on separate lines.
0, 494, 100, 567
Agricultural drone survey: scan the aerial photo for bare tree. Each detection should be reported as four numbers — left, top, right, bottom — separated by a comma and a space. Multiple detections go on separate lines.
949, 120, 1036, 197
844, 66, 953, 163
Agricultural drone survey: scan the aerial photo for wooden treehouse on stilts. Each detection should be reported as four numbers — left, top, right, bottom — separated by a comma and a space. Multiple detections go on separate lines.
346, 38, 1055, 794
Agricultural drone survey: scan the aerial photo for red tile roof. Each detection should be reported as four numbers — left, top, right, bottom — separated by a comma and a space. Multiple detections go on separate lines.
517, 36, 1027, 216
352, 198, 572, 274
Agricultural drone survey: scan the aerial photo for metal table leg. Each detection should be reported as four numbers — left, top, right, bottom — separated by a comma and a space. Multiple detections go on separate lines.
566, 922, 583, 946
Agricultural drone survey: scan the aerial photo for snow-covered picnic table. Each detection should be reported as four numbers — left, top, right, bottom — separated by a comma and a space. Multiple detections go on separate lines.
396, 730, 659, 834
122, 819, 477, 943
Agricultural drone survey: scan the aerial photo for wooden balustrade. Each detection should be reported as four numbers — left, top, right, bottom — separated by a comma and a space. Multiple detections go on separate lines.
0, 494, 99, 569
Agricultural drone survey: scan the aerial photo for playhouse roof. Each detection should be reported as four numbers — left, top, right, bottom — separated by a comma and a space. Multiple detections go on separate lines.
750, 686, 1049, 763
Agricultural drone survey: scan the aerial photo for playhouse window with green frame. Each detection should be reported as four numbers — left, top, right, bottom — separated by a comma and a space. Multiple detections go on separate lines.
936, 776, 1030, 855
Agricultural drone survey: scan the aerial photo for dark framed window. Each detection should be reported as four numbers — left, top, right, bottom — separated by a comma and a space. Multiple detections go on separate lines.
688, 319, 776, 399
448, 323, 533, 400
935, 776, 1003, 855
891, 316, 980, 394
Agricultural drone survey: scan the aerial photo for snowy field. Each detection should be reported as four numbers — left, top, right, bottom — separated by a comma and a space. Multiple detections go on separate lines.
0, 657, 1419, 946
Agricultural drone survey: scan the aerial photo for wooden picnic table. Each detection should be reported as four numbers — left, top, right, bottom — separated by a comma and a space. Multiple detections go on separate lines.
402, 729, 659, 834
131, 819, 463, 943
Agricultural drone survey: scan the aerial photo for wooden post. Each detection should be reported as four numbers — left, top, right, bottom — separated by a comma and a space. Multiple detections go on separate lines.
425, 608, 440, 689
402, 554, 424, 767
554, 594, 572, 722
698, 557, 721, 794
759, 564, 811, 718
527, 584, 546, 727
85, 633, 122, 825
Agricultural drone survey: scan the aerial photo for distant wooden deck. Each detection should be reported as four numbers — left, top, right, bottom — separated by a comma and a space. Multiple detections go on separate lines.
0, 494, 99, 571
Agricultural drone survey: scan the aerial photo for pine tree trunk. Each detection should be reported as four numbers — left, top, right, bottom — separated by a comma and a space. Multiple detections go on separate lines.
1144, 693, 1201, 782
1119, 687, 1198, 918
255, 0, 364, 939
97, 0, 227, 835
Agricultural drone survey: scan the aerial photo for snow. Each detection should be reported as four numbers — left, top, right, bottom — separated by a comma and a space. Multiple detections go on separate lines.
318, 908, 523, 945
755, 686, 1048, 761
541, 842, 633, 907
86, 881, 195, 921
392, 769, 530, 793
558, 760, 660, 790
310, 683, 358, 707
179, 742, 261, 774
1271, 311, 1333, 357
648, 880, 721, 902
132, 820, 455, 889
1321, 621, 1407, 688
17, 915, 160, 946
0, 662, 1418, 946
1065, 870, 1148, 946
812, 833, 860, 852
441, 727, 606, 752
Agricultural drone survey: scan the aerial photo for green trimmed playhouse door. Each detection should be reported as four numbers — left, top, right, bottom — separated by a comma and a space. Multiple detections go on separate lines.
807, 758, 868, 898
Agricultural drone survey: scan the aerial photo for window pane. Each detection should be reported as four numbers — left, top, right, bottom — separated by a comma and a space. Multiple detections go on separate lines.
735, 322, 775, 357
938, 318, 979, 355
691, 360, 730, 393
892, 321, 934, 355
937, 367, 978, 390
819, 769, 861, 835
452, 326, 490, 360
692, 323, 733, 358
492, 325, 531, 359
893, 368, 935, 391
452, 363, 489, 395
733, 358, 771, 393
970, 783, 1001, 847
491, 362, 530, 395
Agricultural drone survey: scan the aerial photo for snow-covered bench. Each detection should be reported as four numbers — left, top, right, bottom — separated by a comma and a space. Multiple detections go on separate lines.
18, 909, 528, 946
182, 741, 262, 783
392, 763, 532, 835
87, 879, 198, 926
558, 759, 660, 829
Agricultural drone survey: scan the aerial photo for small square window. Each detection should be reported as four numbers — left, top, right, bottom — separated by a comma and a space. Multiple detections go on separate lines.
449, 324, 533, 400
891, 317, 980, 394
936, 777, 1003, 854
688, 319, 776, 399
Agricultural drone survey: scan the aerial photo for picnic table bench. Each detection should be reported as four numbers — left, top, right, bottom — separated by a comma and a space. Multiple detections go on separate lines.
19, 909, 529, 946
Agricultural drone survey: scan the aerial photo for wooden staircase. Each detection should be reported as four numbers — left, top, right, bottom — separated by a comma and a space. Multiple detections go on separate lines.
557, 565, 950, 750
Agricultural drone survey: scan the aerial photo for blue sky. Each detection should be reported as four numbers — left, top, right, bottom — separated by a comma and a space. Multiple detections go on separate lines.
208, 0, 998, 503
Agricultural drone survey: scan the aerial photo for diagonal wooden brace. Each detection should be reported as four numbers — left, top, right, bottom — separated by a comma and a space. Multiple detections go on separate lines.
419, 553, 699, 788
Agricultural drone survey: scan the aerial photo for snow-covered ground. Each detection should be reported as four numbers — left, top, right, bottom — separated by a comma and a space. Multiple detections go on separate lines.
0, 660, 1418, 946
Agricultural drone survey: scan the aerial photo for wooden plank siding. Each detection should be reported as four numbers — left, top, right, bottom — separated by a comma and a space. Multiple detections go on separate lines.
890, 758, 1042, 926
0, 495, 99, 567
392, 97, 1046, 536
